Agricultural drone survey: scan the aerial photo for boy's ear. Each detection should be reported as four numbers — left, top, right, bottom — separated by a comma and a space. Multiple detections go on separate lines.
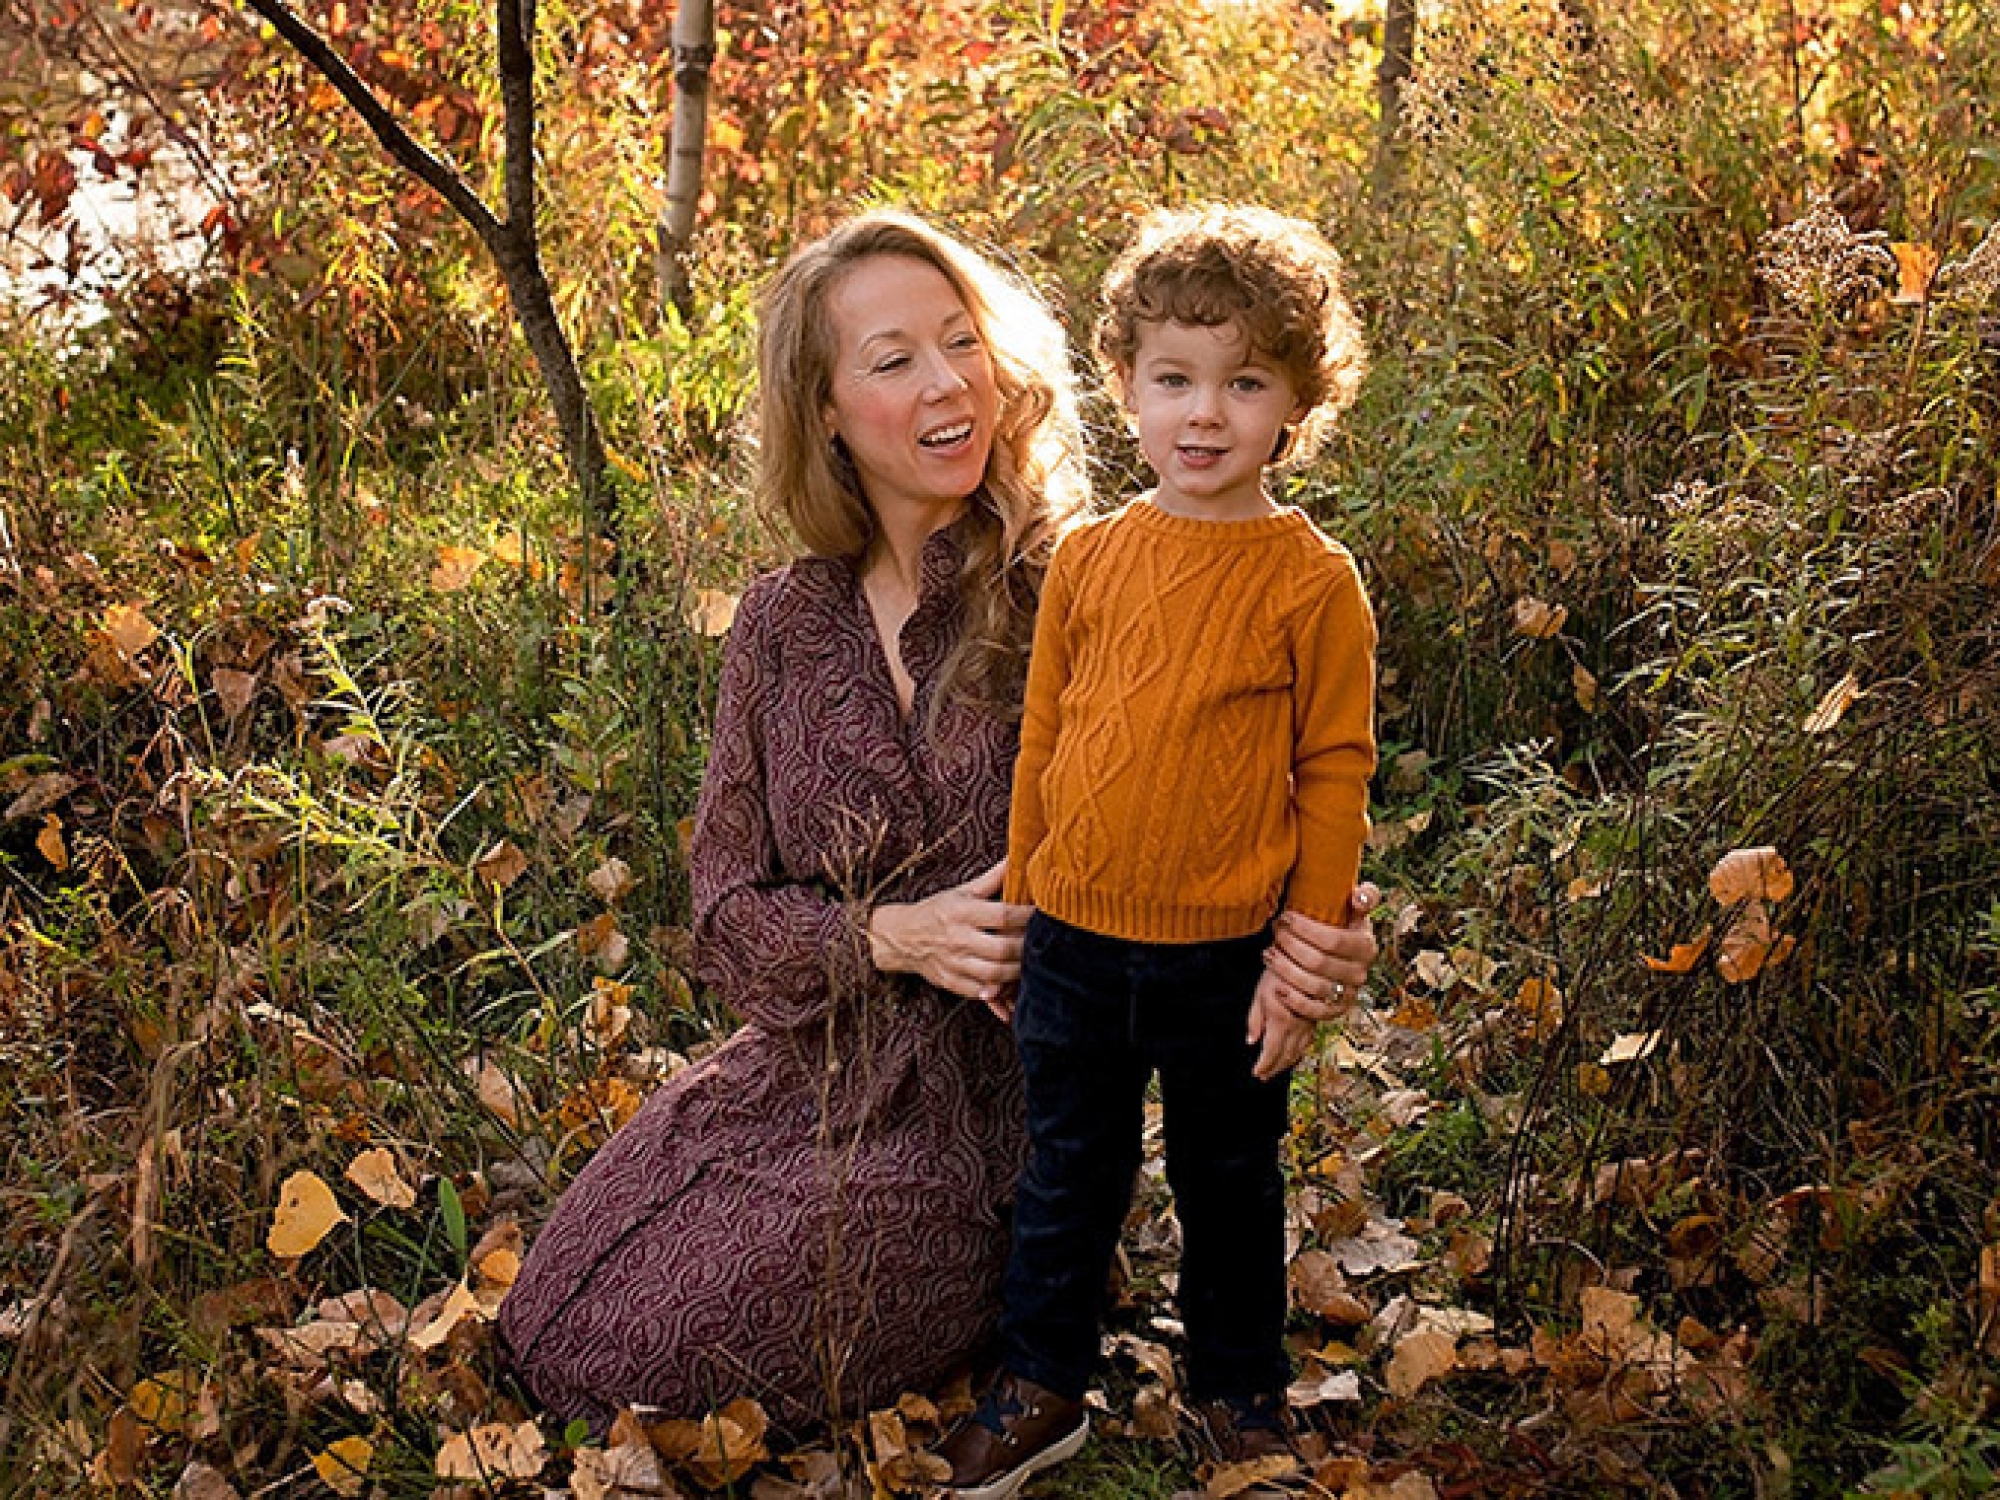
1112, 363, 1137, 414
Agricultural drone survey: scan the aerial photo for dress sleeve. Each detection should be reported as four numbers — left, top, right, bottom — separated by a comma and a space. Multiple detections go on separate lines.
690, 576, 878, 1034
1004, 539, 1078, 907
1285, 551, 1379, 925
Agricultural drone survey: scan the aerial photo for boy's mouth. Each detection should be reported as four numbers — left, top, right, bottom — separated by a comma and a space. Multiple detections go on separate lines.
920, 420, 975, 450
1177, 444, 1227, 464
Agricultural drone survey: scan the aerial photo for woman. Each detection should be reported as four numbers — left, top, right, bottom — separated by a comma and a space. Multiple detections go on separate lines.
497, 211, 1378, 1432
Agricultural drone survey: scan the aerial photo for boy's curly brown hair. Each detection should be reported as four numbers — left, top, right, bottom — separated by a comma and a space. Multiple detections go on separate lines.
1096, 203, 1368, 468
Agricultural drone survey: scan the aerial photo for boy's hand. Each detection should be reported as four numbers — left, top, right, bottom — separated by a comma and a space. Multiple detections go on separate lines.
1248, 970, 1317, 1081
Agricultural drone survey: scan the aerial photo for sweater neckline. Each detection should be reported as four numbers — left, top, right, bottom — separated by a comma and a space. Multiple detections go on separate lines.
1125, 496, 1310, 541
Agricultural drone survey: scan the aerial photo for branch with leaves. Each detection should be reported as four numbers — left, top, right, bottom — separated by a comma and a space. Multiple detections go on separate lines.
239, 0, 610, 546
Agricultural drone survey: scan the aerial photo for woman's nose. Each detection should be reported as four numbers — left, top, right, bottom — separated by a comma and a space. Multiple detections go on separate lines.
923, 349, 969, 396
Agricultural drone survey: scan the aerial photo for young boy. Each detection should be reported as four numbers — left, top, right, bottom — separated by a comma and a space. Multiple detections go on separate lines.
938, 204, 1377, 1498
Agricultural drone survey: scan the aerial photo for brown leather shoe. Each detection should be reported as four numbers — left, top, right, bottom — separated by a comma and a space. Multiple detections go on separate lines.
933, 1370, 1088, 1498
1189, 1394, 1301, 1492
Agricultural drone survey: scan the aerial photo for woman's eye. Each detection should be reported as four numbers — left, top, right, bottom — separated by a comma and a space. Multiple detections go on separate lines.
949, 333, 982, 353
873, 354, 910, 373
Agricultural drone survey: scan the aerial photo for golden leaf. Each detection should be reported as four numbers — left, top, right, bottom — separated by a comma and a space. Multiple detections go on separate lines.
1512, 977, 1564, 1039
1642, 927, 1713, 974
1802, 672, 1862, 735
1511, 596, 1568, 640
1573, 662, 1599, 712
312, 1435, 375, 1497
429, 544, 487, 593
344, 1147, 417, 1210
465, 1057, 528, 1126
690, 588, 740, 637
267, 1170, 346, 1258
435, 1420, 547, 1480
1708, 847, 1794, 905
1889, 241, 1940, 305
36, 813, 67, 872
474, 838, 529, 889
1575, 1062, 1611, 1097
103, 602, 160, 656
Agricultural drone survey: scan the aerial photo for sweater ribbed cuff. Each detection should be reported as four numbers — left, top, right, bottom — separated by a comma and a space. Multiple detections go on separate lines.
1031, 869, 1279, 945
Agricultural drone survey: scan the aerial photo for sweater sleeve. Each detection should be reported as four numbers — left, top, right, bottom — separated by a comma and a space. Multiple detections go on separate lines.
690, 575, 878, 1034
1004, 537, 1080, 907
1285, 551, 1379, 925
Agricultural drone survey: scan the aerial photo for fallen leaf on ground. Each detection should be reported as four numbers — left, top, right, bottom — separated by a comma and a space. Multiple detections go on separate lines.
436, 1420, 546, 1480
588, 855, 636, 904
104, 602, 160, 656
1512, 596, 1568, 639
570, 1432, 672, 1500
1717, 901, 1795, 983
430, 544, 487, 592
1208, 1453, 1301, 1498
35, 814, 67, 871
344, 1147, 417, 1210
1285, 1367, 1362, 1408
474, 838, 529, 889
212, 666, 258, 720
1323, 1220, 1423, 1278
174, 1462, 241, 1500
312, 1435, 375, 1496
1642, 928, 1712, 973
268, 1170, 346, 1257
1599, 1031, 1660, 1066
1386, 1328, 1458, 1398
409, 1278, 485, 1352
1708, 846, 1793, 905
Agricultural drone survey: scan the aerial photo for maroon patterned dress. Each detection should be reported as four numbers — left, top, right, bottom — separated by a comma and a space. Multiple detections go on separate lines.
499, 523, 1027, 1432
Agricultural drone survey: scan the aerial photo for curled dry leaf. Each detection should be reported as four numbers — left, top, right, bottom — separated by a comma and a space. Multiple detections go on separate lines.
1599, 1031, 1661, 1066
267, 1170, 346, 1258
212, 666, 258, 721
104, 601, 161, 656
435, 1420, 547, 1480
1717, 901, 1796, 983
690, 588, 740, 637
36, 814, 67, 871
1642, 927, 1712, 974
1208, 1453, 1302, 1498
1512, 977, 1563, 1039
1285, 1367, 1362, 1408
1889, 241, 1940, 304
1708, 846, 1794, 905
474, 838, 529, 890
647, 1397, 770, 1489
1802, 672, 1862, 734
1512, 596, 1568, 640
1385, 1328, 1459, 1399
344, 1146, 417, 1210
1322, 1220, 1423, 1279
430, 544, 487, 593
312, 1435, 374, 1497
5, 770, 77, 822
588, 855, 636, 904
570, 1437, 671, 1500
173, 1461, 241, 1500
409, 1278, 486, 1352
466, 1056, 528, 1125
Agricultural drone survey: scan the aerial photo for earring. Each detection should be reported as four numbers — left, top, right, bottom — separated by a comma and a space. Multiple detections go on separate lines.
1268, 426, 1295, 464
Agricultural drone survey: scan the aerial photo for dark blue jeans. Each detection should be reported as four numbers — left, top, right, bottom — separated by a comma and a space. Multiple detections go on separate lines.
998, 912, 1292, 1404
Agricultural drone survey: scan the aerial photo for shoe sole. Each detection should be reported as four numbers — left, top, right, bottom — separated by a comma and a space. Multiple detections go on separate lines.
939, 1414, 1089, 1500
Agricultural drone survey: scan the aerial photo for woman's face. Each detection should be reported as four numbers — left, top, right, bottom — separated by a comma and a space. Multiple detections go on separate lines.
821, 254, 1000, 522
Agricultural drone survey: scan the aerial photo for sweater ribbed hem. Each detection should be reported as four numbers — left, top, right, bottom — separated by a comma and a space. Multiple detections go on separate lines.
1032, 868, 1280, 945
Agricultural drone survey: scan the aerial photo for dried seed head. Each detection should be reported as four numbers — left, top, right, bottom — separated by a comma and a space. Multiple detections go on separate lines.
1756, 192, 1897, 314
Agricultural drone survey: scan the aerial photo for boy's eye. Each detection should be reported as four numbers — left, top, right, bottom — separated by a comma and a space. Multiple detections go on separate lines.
1155, 372, 1188, 388
1232, 376, 1267, 393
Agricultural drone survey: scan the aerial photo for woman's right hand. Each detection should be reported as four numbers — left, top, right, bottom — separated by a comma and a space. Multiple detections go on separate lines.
866, 859, 1030, 1018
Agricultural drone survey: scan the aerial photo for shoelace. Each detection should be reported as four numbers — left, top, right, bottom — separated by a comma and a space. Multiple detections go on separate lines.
973, 1383, 1029, 1435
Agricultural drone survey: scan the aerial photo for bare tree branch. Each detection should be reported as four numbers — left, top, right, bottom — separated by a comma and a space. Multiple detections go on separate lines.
239, 0, 503, 248
494, 0, 537, 239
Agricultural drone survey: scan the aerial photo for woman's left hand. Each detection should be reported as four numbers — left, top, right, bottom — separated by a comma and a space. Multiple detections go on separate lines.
1262, 882, 1380, 1024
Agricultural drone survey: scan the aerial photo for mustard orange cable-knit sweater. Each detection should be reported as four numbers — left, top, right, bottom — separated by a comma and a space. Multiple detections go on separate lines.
1005, 499, 1378, 944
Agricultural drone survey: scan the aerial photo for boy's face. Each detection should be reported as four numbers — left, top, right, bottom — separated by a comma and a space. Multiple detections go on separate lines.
1122, 318, 1304, 521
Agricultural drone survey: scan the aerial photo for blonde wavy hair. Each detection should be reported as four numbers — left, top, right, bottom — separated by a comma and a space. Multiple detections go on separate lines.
1096, 203, 1369, 469
755, 210, 1090, 720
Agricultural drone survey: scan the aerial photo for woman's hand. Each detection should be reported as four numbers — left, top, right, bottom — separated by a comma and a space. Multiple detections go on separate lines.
1261, 882, 1380, 1025
866, 859, 1030, 1020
